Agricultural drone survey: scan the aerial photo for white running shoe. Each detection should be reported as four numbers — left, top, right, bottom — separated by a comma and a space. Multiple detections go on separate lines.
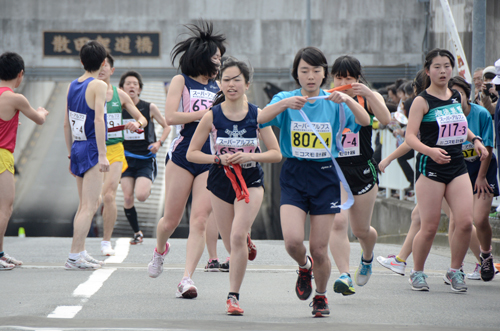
101, 241, 115, 256
1, 253, 23, 266
176, 277, 198, 299
82, 251, 105, 266
466, 263, 481, 280
147, 242, 170, 278
65, 257, 101, 270
376, 255, 406, 276
0, 259, 15, 270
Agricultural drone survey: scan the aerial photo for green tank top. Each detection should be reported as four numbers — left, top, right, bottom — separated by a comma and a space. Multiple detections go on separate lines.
106, 86, 124, 146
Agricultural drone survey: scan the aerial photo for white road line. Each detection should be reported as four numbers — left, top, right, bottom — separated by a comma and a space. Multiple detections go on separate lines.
47, 238, 130, 318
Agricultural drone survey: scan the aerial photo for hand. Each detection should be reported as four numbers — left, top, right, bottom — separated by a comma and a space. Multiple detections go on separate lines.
474, 176, 493, 200
227, 152, 253, 165
326, 91, 348, 104
351, 83, 372, 97
378, 158, 391, 173
285, 96, 308, 110
125, 121, 141, 132
474, 141, 489, 161
148, 141, 161, 154
392, 129, 404, 138
428, 148, 451, 164
98, 154, 110, 172
219, 153, 231, 166
38, 107, 49, 118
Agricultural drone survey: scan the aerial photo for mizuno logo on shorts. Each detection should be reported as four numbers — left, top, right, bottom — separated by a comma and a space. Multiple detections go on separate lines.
428, 172, 437, 177
252, 179, 262, 184
330, 202, 339, 208
363, 168, 370, 175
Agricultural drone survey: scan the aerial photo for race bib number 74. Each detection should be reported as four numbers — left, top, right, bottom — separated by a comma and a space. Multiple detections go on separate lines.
69, 110, 87, 141
290, 121, 332, 159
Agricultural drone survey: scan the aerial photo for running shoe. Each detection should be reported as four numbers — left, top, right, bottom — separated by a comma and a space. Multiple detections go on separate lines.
226, 295, 244, 315
444, 269, 467, 292
219, 257, 230, 272
247, 233, 257, 261
466, 262, 481, 280
64, 257, 101, 270
409, 271, 429, 291
480, 254, 495, 282
376, 254, 406, 276
204, 259, 220, 272
0, 253, 22, 266
100, 241, 115, 256
0, 259, 15, 270
310, 295, 330, 317
82, 251, 105, 266
176, 277, 198, 299
147, 242, 170, 278
295, 255, 313, 300
130, 233, 143, 245
333, 273, 356, 296
354, 253, 372, 286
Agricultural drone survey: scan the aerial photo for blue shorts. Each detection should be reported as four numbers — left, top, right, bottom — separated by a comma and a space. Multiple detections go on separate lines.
70, 140, 98, 177
166, 138, 210, 177
280, 158, 341, 215
466, 154, 499, 196
207, 164, 264, 204
122, 156, 157, 183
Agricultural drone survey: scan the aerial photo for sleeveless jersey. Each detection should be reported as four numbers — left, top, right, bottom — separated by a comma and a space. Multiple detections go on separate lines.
419, 89, 466, 159
462, 102, 494, 162
169, 74, 219, 154
336, 96, 374, 165
0, 87, 19, 153
106, 86, 124, 146
210, 102, 261, 169
123, 99, 156, 156
67, 77, 107, 142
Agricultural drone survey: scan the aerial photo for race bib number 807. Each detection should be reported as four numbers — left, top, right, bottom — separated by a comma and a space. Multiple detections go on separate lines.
290, 121, 332, 159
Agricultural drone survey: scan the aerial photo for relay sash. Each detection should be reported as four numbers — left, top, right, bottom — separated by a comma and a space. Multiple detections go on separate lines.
224, 163, 250, 203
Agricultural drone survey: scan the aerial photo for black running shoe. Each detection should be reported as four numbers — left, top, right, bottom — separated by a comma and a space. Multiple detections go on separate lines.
130, 233, 143, 245
204, 259, 220, 272
310, 295, 330, 317
295, 256, 313, 300
219, 257, 230, 272
480, 254, 495, 282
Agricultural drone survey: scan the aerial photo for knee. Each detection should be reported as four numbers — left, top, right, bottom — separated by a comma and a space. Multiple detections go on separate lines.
455, 217, 473, 233
136, 191, 150, 202
230, 231, 246, 248
189, 215, 207, 234
158, 217, 178, 234
103, 191, 116, 206
284, 238, 303, 255
331, 218, 348, 232
310, 246, 328, 265
351, 225, 370, 239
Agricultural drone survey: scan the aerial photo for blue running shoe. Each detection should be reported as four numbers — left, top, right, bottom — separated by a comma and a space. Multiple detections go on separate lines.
334, 273, 356, 296
409, 271, 429, 291
354, 253, 372, 286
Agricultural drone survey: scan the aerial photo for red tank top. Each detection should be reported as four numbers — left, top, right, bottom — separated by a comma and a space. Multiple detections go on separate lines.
0, 87, 19, 153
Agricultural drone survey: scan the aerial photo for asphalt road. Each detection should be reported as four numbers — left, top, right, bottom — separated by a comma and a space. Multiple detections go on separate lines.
0, 237, 499, 331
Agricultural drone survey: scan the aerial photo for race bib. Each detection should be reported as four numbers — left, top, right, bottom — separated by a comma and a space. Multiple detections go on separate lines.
290, 121, 332, 159
462, 142, 478, 162
337, 130, 360, 158
434, 104, 467, 146
123, 118, 145, 140
216, 137, 259, 168
107, 113, 122, 139
69, 110, 87, 141
190, 89, 216, 122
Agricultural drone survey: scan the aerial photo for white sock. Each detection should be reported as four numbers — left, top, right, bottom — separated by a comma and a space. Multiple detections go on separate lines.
79, 250, 88, 258
69, 253, 80, 260
101, 240, 111, 247
299, 256, 312, 270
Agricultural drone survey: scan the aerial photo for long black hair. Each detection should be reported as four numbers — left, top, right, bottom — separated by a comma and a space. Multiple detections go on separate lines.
171, 21, 226, 78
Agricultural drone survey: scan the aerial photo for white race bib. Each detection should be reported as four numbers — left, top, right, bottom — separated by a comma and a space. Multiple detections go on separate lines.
123, 118, 145, 140
337, 131, 360, 158
107, 113, 122, 139
69, 110, 87, 141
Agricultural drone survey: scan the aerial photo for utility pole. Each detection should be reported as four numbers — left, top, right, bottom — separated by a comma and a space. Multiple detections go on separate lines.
306, 0, 311, 46
471, 0, 486, 96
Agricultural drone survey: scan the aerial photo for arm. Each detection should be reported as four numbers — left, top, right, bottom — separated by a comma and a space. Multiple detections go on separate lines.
186, 111, 215, 164
257, 96, 307, 124
466, 129, 488, 162
352, 83, 391, 125
90, 80, 110, 172
63, 88, 74, 176
475, 146, 493, 198
148, 103, 171, 154
118, 89, 147, 131
14, 94, 48, 125
327, 91, 370, 126
164, 75, 210, 125
378, 141, 412, 173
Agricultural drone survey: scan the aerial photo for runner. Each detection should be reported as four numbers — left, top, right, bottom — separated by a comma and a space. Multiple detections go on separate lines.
147, 21, 225, 299
328, 55, 391, 294
0, 52, 49, 270
98, 55, 147, 255
187, 57, 281, 315
118, 70, 170, 244
405, 48, 488, 292
258, 47, 370, 317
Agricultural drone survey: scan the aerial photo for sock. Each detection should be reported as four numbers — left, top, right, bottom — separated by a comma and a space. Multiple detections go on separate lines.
299, 256, 312, 270
124, 206, 140, 233
0, 251, 4, 258
101, 240, 111, 247
480, 246, 492, 255
69, 253, 80, 260
228, 292, 239, 300
395, 255, 406, 263
315, 290, 327, 297
362, 254, 373, 264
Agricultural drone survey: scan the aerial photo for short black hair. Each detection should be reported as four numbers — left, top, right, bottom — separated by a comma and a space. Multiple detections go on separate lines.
0, 52, 25, 81
171, 21, 226, 78
423, 48, 455, 89
449, 75, 471, 101
119, 70, 143, 90
413, 69, 426, 95
331, 55, 366, 84
213, 57, 253, 106
80, 40, 107, 72
292, 47, 328, 86
106, 53, 115, 68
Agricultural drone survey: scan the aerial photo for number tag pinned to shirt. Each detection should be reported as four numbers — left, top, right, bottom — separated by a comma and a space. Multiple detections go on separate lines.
69, 110, 87, 141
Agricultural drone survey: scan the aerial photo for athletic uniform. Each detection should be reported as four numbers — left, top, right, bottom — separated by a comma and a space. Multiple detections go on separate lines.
122, 99, 157, 182
462, 102, 499, 196
167, 74, 219, 176
261, 89, 360, 215
207, 103, 264, 204
67, 77, 107, 177
336, 96, 378, 195
416, 89, 468, 184
0, 87, 17, 175
105, 86, 127, 173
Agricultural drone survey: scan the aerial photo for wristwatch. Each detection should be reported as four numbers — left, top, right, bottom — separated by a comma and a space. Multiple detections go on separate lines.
159, 139, 164, 146
214, 155, 221, 165
472, 136, 483, 144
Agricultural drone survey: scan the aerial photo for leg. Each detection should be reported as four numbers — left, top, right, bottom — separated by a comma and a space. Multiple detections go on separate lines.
205, 212, 220, 260
101, 162, 122, 241
309, 214, 335, 293
472, 193, 493, 254
121, 177, 141, 234
134, 177, 153, 202
280, 205, 307, 266
329, 185, 350, 274
349, 185, 378, 261
399, 204, 421, 260
0, 171, 15, 252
